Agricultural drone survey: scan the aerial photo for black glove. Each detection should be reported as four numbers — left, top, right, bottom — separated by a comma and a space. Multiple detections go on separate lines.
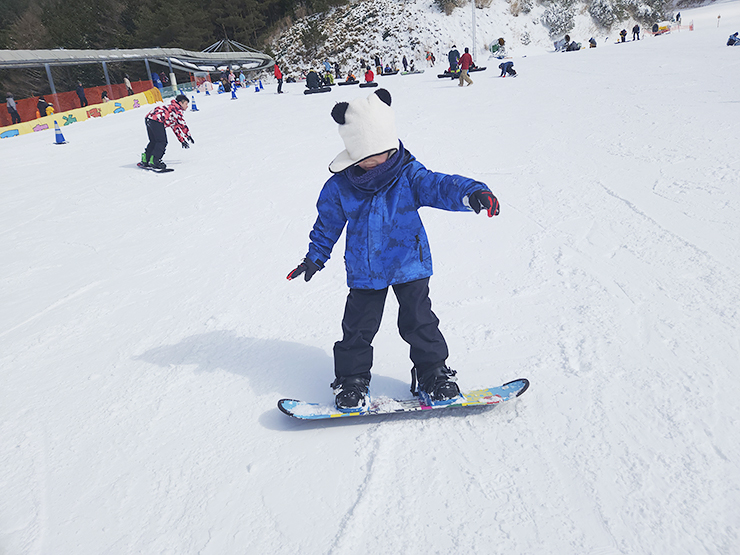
469, 190, 500, 217
188, 136, 195, 144
181, 140, 190, 149
286, 258, 322, 282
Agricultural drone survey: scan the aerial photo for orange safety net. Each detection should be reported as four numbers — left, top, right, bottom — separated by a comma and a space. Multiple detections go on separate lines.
1, 80, 153, 127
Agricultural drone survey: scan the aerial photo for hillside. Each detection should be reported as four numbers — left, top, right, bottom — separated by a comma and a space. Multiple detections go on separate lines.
270, 0, 675, 75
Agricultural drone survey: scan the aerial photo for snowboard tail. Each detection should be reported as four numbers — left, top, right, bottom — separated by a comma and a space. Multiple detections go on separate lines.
278, 378, 529, 420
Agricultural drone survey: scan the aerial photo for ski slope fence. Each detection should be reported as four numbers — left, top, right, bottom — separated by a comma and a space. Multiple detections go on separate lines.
0, 87, 163, 140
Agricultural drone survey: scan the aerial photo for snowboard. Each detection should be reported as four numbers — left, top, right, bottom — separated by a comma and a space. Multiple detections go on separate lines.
278, 378, 529, 421
438, 67, 487, 78
137, 162, 174, 173
338, 80, 360, 86
304, 87, 331, 95
359, 82, 379, 88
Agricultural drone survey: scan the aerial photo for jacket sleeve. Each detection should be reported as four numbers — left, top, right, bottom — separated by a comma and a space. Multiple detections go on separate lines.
168, 110, 191, 143
407, 161, 491, 212
305, 180, 348, 266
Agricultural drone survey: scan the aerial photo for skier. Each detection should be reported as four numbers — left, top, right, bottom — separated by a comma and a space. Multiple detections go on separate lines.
458, 47, 474, 86
448, 45, 460, 71
286, 88, 500, 412
140, 94, 194, 170
498, 61, 516, 77
274, 62, 284, 94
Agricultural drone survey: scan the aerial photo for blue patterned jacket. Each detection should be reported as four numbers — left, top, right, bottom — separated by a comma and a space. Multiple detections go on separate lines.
306, 143, 490, 290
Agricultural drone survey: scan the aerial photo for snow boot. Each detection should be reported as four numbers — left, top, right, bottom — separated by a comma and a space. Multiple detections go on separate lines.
140, 152, 151, 167
414, 365, 461, 406
150, 159, 167, 170
331, 375, 370, 412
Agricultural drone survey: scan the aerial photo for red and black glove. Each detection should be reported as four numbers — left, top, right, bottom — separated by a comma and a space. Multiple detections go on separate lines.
286, 258, 322, 282
469, 190, 500, 217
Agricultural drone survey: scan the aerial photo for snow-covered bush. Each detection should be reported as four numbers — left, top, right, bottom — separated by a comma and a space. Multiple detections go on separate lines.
541, 3, 576, 38
509, 0, 533, 16
589, 0, 618, 27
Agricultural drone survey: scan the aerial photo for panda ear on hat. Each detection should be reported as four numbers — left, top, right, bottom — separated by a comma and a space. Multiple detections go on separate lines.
331, 102, 349, 124
374, 88, 391, 107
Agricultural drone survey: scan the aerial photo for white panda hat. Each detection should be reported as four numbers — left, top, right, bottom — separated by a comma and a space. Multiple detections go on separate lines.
329, 88, 399, 173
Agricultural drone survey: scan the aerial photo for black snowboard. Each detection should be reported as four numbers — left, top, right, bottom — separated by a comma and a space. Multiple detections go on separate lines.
137, 162, 174, 173
359, 82, 379, 88
304, 87, 332, 95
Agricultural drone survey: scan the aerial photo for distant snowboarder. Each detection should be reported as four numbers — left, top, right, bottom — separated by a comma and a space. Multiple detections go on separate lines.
448, 45, 460, 71
499, 61, 516, 77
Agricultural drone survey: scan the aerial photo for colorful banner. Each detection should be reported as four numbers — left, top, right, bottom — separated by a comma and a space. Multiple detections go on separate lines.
1, 88, 162, 140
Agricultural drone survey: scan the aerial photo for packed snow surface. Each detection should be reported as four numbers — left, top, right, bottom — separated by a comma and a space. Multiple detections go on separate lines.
2, 3, 740, 554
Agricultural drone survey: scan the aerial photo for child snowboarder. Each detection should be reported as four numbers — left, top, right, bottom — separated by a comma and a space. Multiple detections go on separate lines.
140, 94, 194, 170
286, 88, 500, 412
499, 61, 517, 77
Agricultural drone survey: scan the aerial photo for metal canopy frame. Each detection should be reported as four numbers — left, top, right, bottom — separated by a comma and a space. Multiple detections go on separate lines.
0, 47, 274, 72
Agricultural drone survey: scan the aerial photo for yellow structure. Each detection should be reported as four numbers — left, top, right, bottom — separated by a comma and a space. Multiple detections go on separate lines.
0, 88, 162, 140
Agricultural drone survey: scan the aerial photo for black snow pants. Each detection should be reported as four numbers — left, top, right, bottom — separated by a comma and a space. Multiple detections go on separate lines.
144, 118, 167, 162
333, 277, 448, 381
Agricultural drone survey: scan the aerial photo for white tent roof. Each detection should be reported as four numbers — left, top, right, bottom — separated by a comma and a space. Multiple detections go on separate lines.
0, 47, 273, 72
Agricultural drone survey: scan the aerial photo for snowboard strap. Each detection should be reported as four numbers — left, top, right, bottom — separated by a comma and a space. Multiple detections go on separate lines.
410, 366, 419, 397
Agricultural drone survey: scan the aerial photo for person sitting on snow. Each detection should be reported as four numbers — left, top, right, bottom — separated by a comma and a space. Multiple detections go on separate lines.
306, 70, 321, 90
364, 66, 375, 83
728, 32, 740, 46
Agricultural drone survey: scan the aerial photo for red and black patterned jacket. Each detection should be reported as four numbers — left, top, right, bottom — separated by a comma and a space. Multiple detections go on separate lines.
146, 99, 191, 143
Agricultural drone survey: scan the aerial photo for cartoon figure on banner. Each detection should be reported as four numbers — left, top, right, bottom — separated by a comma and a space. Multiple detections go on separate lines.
62, 114, 78, 126
113, 102, 125, 114
86, 108, 102, 118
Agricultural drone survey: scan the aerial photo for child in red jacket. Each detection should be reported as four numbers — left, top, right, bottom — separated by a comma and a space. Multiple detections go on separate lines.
140, 94, 194, 170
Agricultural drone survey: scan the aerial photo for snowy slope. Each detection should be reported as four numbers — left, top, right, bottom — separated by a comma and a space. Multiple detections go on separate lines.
272, 0, 671, 76
2, 3, 740, 554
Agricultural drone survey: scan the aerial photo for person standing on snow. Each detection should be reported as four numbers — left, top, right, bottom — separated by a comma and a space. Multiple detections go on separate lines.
286, 88, 500, 412
632, 24, 640, 40
458, 47, 474, 86
274, 62, 284, 94
76, 82, 88, 107
140, 94, 194, 170
6, 92, 21, 124
448, 45, 460, 71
